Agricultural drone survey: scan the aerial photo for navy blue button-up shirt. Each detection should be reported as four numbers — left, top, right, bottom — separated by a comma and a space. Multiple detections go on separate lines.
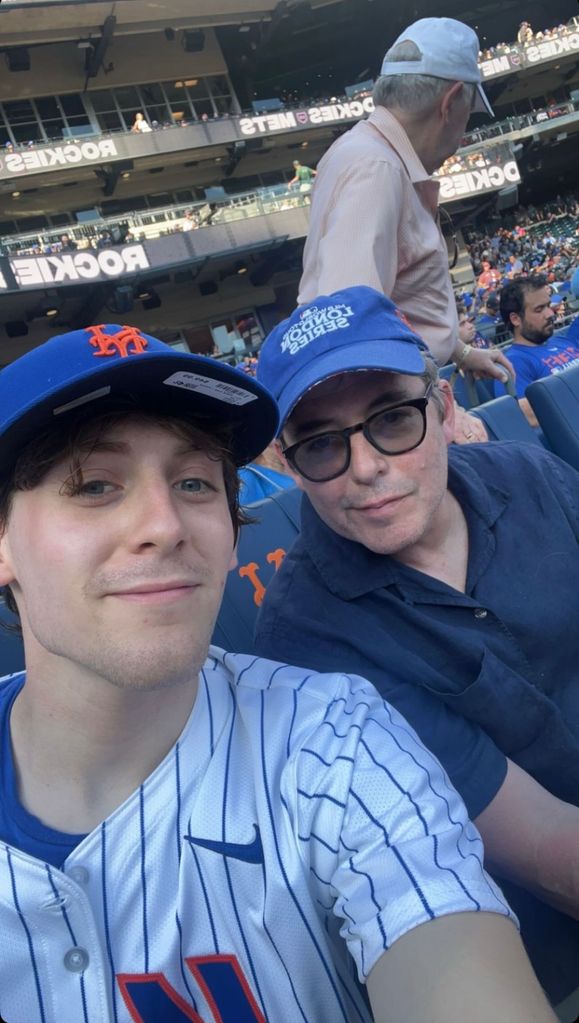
255, 441, 579, 1002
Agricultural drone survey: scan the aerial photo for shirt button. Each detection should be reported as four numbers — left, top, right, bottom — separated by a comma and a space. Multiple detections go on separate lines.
474, 608, 488, 619
68, 866, 89, 885
63, 947, 89, 973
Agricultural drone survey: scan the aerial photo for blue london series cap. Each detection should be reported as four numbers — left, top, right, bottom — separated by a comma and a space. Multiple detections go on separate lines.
257, 286, 429, 428
0, 324, 279, 473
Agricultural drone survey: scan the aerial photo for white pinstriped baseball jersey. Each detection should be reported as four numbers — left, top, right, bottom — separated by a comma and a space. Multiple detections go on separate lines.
0, 648, 513, 1023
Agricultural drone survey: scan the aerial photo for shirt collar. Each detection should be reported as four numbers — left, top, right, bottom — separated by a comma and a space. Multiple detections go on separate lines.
367, 106, 433, 186
301, 447, 510, 600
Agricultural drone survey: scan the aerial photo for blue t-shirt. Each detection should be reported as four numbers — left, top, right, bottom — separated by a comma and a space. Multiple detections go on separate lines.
254, 441, 579, 1003
0, 673, 86, 866
493, 335, 579, 398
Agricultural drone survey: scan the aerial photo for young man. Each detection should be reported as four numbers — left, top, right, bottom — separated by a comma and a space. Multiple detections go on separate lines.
0, 323, 554, 1023
255, 286, 579, 1018
494, 275, 579, 424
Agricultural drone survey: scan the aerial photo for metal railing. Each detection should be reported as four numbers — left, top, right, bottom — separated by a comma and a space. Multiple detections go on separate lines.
0, 185, 311, 257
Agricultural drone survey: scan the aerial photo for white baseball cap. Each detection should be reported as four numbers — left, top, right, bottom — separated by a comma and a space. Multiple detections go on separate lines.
380, 17, 493, 117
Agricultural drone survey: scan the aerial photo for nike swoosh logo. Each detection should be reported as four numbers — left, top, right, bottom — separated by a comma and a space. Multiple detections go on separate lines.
184, 824, 264, 864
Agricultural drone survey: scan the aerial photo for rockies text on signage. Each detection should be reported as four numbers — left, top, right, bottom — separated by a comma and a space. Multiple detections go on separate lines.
438, 160, 521, 200
480, 30, 579, 79
2, 139, 119, 175
2, 245, 150, 289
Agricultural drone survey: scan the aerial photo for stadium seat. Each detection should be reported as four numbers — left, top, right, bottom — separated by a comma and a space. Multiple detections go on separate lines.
471, 395, 546, 445
526, 364, 579, 471
0, 601, 24, 676
439, 364, 479, 408
212, 487, 302, 653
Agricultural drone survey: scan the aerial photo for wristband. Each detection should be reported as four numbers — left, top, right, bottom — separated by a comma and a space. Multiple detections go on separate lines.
454, 343, 472, 372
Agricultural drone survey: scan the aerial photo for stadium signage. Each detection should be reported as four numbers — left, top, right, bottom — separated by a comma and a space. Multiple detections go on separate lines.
238, 97, 375, 136
1, 244, 150, 289
2, 138, 119, 175
438, 159, 521, 200
480, 31, 579, 79
526, 33, 579, 62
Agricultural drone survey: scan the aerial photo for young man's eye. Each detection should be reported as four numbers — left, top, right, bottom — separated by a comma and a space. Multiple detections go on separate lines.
176, 478, 215, 494
77, 479, 117, 496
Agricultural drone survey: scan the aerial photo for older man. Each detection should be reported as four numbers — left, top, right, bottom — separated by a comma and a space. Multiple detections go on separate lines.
255, 285, 579, 1019
0, 322, 551, 1023
299, 17, 511, 389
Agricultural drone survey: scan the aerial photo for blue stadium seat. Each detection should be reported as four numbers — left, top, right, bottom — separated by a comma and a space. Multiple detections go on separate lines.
474, 379, 496, 405
212, 487, 302, 653
526, 364, 579, 471
439, 364, 479, 409
471, 395, 546, 446
0, 601, 24, 676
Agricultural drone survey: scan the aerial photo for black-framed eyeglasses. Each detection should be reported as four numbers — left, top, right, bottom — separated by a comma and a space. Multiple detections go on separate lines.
283, 384, 433, 483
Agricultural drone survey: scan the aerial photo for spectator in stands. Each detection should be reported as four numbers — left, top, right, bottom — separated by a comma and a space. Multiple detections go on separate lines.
477, 260, 502, 290
506, 254, 524, 278
181, 210, 197, 232
255, 285, 579, 1018
457, 302, 489, 349
494, 275, 579, 424
475, 292, 505, 345
59, 234, 77, 252
288, 160, 317, 194
131, 112, 152, 134
297, 17, 512, 445
298, 20, 491, 363
517, 21, 533, 44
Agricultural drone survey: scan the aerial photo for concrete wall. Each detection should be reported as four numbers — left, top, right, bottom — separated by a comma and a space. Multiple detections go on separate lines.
0, 29, 226, 101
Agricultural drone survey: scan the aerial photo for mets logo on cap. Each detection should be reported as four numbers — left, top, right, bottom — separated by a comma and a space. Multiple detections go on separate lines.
280, 302, 355, 356
86, 324, 149, 358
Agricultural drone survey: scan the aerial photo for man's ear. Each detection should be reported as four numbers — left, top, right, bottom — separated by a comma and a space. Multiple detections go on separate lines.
509, 311, 522, 330
438, 380, 456, 444
440, 81, 466, 122
0, 532, 16, 587
273, 437, 305, 492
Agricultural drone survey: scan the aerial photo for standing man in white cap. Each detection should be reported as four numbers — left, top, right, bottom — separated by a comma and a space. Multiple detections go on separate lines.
299, 17, 513, 436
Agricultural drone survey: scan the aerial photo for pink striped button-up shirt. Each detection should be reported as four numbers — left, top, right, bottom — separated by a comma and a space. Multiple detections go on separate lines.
298, 107, 458, 365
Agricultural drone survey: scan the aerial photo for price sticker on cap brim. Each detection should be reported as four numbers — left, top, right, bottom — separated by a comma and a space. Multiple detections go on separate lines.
164, 371, 258, 405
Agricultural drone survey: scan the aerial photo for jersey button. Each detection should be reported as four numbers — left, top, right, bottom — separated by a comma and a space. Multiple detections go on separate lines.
64, 947, 89, 973
473, 608, 488, 619
68, 866, 89, 885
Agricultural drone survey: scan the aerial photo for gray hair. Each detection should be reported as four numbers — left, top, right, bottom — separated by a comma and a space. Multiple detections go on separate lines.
374, 39, 474, 114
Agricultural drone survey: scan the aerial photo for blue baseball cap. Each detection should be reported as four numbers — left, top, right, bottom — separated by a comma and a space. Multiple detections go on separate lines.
257, 286, 429, 429
0, 324, 278, 474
